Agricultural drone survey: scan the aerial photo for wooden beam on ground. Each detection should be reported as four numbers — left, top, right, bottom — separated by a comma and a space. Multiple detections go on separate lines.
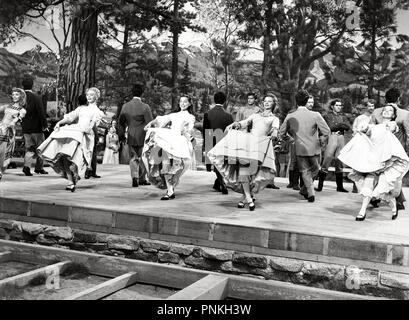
0, 261, 71, 290
0, 240, 209, 290
227, 276, 381, 300
167, 275, 229, 300
64, 272, 139, 300
0, 251, 12, 263
0, 240, 385, 300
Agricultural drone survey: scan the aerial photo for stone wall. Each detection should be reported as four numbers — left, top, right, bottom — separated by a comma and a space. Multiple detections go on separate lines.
1, 219, 409, 299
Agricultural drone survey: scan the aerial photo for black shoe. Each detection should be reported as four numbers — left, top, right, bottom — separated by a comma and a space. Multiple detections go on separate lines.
139, 180, 151, 186
22, 167, 33, 176
132, 178, 139, 187
397, 203, 405, 210
161, 193, 175, 200
84, 171, 91, 179
356, 213, 366, 221
316, 170, 327, 192
249, 202, 256, 211
65, 185, 75, 192
308, 196, 315, 203
370, 199, 381, 208
266, 184, 280, 190
91, 174, 101, 178
212, 179, 221, 191
34, 169, 48, 174
392, 208, 399, 220
335, 173, 348, 193
221, 187, 228, 195
299, 188, 308, 200
292, 185, 300, 191
237, 201, 245, 209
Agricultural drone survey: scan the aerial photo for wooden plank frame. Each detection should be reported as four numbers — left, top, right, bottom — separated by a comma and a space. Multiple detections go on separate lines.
0, 261, 71, 290
65, 272, 139, 300
167, 275, 229, 300
0, 240, 384, 300
0, 251, 13, 263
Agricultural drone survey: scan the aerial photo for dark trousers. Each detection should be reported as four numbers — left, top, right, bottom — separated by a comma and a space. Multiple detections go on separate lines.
87, 134, 98, 175
23, 133, 45, 171
207, 164, 226, 189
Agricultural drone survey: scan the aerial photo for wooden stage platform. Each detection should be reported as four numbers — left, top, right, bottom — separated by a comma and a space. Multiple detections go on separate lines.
1, 165, 409, 275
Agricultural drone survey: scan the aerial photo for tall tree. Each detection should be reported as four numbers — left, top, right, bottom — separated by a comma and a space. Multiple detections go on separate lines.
197, 0, 242, 97
232, 0, 363, 107
179, 58, 192, 94
357, 0, 408, 98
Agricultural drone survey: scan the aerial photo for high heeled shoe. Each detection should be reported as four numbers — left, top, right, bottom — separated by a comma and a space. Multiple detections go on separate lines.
355, 213, 366, 221
249, 202, 256, 211
392, 208, 399, 220
237, 201, 245, 209
66, 184, 76, 192
161, 193, 175, 200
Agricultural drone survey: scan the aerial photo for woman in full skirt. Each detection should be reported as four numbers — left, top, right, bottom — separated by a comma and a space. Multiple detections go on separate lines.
338, 104, 409, 221
37, 88, 105, 192
0, 88, 27, 181
207, 94, 280, 211
142, 95, 196, 200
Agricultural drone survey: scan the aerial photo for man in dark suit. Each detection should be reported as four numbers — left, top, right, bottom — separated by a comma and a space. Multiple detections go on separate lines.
371, 88, 409, 210
279, 90, 330, 202
21, 76, 48, 176
119, 84, 153, 187
203, 91, 234, 194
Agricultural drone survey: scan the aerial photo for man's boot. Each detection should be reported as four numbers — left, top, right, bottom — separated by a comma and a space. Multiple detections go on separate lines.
315, 170, 326, 192
336, 172, 349, 193
292, 169, 300, 191
286, 170, 294, 188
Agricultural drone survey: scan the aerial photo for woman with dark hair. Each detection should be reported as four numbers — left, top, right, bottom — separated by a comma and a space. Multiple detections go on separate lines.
338, 104, 409, 221
208, 93, 279, 211
142, 95, 196, 200
0, 88, 27, 181
37, 88, 105, 192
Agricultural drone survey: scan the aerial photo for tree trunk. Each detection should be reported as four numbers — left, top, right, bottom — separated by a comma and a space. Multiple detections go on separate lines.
368, 24, 377, 99
65, 7, 98, 112
121, 20, 130, 80
224, 64, 229, 97
171, 0, 180, 110
261, 0, 273, 93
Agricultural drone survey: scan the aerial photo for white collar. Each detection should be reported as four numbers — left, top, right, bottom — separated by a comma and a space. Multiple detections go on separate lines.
133, 97, 141, 100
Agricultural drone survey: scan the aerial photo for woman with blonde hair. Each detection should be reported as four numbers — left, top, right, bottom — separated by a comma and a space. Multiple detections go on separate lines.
208, 93, 280, 211
37, 88, 105, 191
0, 88, 27, 180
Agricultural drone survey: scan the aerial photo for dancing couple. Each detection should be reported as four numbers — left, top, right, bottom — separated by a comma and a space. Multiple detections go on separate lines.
207, 93, 280, 211
339, 102, 409, 221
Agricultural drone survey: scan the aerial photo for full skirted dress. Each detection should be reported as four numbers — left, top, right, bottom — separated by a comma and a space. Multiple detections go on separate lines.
0, 104, 26, 175
102, 133, 119, 165
338, 119, 409, 201
142, 111, 196, 189
37, 105, 104, 182
207, 113, 279, 194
